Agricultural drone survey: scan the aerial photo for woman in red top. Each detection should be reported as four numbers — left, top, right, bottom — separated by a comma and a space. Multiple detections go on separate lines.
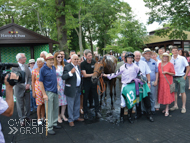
157, 53, 175, 116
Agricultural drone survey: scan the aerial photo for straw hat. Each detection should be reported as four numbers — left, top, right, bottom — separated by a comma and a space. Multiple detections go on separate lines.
29, 59, 35, 64
160, 52, 171, 61
46, 53, 54, 60
143, 48, 152, 54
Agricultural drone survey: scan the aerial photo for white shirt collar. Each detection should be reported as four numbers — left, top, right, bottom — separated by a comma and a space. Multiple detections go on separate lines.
18, 62, 23, 67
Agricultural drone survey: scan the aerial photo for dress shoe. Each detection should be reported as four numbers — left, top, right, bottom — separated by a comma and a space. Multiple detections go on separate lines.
69, 122, 75, 127
151, 111, 156, 115
77, 118, 84, 122
84, 114, 89, 120
48, 130, 55, 135
53, 125, 62, 129
147, 116, 154, 122
25, 117, 31, 122
20, 121, 25, 127
128, 117, 134, 124
120, 117, 124, 123
95, 112, 102, 118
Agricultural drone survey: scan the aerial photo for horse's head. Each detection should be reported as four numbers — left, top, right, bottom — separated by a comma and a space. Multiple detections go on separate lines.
91, 57, 106, 83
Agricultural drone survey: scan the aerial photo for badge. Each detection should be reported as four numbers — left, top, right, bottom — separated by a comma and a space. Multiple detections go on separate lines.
152, 63, 155, 65
91, 65, 94, 68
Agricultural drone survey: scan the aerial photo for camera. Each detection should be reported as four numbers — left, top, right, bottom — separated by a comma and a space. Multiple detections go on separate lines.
0, 63, 25, 86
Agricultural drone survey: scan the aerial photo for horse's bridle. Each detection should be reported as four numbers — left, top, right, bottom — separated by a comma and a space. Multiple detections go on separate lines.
94, 70, 104, 78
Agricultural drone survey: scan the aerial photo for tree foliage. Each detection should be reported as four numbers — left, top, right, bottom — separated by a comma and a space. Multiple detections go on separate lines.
144, 0, 190, 40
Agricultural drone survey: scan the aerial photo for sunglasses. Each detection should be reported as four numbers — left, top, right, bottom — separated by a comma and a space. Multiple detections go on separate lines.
57, 56, 63, 59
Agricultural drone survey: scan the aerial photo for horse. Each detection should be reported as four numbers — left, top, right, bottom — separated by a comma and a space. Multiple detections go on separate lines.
91, 55, 117, 109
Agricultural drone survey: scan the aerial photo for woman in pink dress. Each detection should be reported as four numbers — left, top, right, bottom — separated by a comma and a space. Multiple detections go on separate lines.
32, 58, 45, 125
54, 52, 67, 123
157, 53, 175, 116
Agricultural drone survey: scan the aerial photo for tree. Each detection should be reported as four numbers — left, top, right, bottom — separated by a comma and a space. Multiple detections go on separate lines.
144, 0, 190, 40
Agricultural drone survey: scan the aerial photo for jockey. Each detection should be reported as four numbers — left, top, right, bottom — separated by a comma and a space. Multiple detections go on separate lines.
103, 52, 139, 123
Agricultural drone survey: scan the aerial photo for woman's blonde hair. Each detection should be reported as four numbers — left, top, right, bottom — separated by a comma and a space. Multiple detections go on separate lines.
54, 52, 65, 69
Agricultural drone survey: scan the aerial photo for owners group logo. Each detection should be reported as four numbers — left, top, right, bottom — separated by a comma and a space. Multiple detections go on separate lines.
8, 119, 48, 135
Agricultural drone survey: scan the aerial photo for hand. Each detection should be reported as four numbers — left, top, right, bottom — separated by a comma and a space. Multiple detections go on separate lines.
32, 92, 36, 98
43, 94, 48, 101
71, 68, 76, 74
162, 71, 168, 74
4, 73, 18, 87
25, 84, 30, 90
102, 74, 107, 77
153, 81, 157, 86
184, 76, 187, 80
148, 83, 151, 88
57, 85, 60, 91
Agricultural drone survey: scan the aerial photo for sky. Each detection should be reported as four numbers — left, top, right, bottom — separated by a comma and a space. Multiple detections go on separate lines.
123, 0, 160, 32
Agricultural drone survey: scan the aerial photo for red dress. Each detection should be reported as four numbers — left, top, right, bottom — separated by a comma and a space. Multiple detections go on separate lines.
158, 62, 175, 105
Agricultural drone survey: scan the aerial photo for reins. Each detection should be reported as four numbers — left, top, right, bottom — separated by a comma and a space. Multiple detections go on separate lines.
94, 70, 106, 95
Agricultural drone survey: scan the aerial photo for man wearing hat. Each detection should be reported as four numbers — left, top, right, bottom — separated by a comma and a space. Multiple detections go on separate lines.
39, 53, 61, 135
142, 48, 158, 115
28, 59, 37, 113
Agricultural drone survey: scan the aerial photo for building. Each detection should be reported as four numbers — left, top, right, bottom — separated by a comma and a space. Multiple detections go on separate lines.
0, 21, 59, 63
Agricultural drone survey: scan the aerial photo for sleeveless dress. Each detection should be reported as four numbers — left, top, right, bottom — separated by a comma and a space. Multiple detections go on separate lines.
56, 65, 67, 106
32, 69, 43, 105
157, 62, 175, 104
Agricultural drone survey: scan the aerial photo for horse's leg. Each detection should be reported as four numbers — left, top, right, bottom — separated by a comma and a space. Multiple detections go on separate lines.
99, 81, 103, 109
114, 78, 117, 101
110, 80, 114, 110
104, 82, 107, 106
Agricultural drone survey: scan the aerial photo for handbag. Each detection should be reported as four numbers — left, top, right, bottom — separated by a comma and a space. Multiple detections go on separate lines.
161, 64, 175, 93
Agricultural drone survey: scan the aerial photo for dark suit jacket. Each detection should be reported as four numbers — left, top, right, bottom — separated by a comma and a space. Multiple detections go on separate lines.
12, 64, 31, 97
62, 63, 81, 97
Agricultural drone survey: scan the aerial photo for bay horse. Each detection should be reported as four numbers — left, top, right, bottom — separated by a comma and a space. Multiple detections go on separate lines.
91, 55, 117, 109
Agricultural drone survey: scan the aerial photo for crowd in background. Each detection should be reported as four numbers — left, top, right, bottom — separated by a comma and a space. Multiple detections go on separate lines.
11, 45, 190, 135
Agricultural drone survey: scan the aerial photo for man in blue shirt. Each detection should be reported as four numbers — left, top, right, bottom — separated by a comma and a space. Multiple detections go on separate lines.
39, 53, 61, 135
142, 48, 158, 114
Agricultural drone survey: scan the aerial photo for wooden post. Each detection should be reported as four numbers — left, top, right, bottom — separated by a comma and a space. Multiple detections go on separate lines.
49, 43, 53, 53
30, 46, 34, 59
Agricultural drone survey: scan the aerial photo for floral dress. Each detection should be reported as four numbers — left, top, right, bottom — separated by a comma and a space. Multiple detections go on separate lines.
56, 65, 67, 106
32, 69, 43, 105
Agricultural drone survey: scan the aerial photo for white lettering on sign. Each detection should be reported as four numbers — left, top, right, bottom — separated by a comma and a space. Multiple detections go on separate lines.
0, 34, 25, 38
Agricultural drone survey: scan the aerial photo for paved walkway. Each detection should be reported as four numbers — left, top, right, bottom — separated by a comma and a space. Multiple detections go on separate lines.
1, 79, 190, 143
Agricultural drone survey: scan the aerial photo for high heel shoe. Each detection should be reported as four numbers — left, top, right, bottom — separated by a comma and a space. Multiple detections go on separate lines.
61, 115, 68, 121
165, 112, 169, 117
80, 109, 84, 114
58, 116, 62, 123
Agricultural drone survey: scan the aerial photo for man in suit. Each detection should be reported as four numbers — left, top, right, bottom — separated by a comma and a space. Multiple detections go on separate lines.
62, 54, 84, 127
12, 53, 31, 126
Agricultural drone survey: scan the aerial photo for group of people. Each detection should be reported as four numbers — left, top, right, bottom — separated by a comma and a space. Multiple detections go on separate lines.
11, 45, 190, 136
13, 49, 101, 135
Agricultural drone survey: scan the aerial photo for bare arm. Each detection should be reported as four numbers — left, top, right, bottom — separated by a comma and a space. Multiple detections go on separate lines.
39, 81, 48, 101
82, 70, 93, 78
32, 74, 36, 98
184, 66, 190, 79
2, 74, 14, 117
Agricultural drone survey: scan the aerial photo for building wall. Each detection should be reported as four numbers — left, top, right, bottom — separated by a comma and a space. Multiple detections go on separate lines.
0, 46, 30, 63
34, 44, 49, 60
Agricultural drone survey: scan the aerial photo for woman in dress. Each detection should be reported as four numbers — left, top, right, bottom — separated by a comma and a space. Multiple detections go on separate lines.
157, 53, 175, 116
151, 51, 161, 111
32, 58, 45, 125
54, 52, 68, 123
184, 51, 190, 89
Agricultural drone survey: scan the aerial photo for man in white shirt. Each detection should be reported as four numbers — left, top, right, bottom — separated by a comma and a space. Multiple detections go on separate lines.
170, 46, 190, 113
62, 54, 84, 127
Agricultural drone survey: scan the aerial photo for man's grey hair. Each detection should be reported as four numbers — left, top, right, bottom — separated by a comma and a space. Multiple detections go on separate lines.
40, 51, 48, 56
37, 58, 44, 63
134, 51, 141, 55
16, 53, 25, 61
84, 49, 91, 56
71, 54, 78, 59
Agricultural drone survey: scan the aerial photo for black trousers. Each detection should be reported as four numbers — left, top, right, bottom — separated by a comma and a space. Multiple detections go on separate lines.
83, 80, 99, 114
136, 93, 151, 115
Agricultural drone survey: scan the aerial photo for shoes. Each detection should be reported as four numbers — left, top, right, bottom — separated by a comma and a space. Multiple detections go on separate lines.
147, 116, 154, 122
181, 108, 186, 113
165, 112, 169, 117
20, 121, 25, 127
53, 125, 62, 129
58, 116, 62, 123
61, 115, 68, 122
25, 117, 31, 122
38, 119, 42, 125
48, 130, 55, 135
151, 111, 156, 115
77, 118, 84, 122
69, 122, 75, 127
84, 114, 88, 120
170, 106, 179, 111
96, 112, 102, 118
80, 109, 84, 114
128, 117, 134, 124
